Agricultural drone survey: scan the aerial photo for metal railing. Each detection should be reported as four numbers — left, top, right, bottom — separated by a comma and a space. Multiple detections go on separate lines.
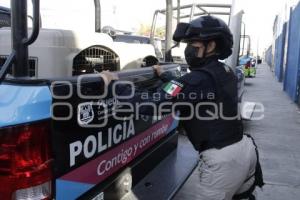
150, 1, 232, 63
0, 0, 40, 83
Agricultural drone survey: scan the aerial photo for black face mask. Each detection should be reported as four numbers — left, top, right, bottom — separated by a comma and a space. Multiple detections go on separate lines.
184, 44, 218, 69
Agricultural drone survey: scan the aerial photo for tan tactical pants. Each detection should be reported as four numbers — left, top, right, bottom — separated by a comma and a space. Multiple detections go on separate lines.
197, 135, 257, 200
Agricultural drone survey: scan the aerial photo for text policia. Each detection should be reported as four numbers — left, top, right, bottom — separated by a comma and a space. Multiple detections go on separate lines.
69, 119, 135, 167
69, 117, 171, 169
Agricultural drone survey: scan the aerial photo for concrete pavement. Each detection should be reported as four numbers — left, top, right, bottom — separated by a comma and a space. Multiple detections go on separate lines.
244, 64, 300, 200
173, 63, 300, 200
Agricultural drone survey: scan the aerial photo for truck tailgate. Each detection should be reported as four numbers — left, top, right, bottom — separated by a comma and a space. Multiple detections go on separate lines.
50, 65, 182, 199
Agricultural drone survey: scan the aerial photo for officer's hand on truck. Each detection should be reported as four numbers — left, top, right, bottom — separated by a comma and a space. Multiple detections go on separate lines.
101, 65, 162, 85
153, 65, 163, 76
100, 70, 119, 85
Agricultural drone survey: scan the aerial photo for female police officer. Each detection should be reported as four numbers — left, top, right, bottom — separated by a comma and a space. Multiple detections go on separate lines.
101, 15, 263, 200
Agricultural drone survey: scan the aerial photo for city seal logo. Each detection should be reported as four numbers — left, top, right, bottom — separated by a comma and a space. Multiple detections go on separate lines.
78, 102, 95, 125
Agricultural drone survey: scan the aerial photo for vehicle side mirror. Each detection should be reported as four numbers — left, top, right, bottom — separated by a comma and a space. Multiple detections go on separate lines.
0, 7, 11, 28
0, 6, 40, 29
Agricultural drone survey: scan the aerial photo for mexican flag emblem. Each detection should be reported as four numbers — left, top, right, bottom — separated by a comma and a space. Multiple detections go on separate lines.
163, 81, 183, 97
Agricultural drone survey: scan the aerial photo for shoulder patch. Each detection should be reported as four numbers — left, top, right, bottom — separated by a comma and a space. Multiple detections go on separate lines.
163, 80, 183, 97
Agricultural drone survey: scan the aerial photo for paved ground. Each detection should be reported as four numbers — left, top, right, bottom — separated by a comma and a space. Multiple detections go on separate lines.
173, 63, 300, 200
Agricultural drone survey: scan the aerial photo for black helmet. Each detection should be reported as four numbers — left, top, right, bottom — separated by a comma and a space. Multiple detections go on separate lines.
173, 16, 233, 59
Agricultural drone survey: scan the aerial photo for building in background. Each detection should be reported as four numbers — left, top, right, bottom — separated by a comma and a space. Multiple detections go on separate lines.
265, 0, 300, 105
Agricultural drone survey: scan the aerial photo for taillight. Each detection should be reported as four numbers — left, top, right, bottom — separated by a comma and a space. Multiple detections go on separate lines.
0, 121, 53, 200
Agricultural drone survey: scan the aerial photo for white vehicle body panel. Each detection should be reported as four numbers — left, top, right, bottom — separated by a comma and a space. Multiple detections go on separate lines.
0, 28, 156, 78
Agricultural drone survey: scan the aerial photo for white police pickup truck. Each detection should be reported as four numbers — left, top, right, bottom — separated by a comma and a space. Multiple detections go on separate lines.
0, 1, 247, 199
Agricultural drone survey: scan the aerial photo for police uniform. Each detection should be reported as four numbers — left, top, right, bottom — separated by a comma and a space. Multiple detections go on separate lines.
114, 15, 264, 200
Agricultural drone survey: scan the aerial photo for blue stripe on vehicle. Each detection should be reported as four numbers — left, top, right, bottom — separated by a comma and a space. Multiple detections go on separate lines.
0, 84, 52, 127
56, 179, 94, 200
